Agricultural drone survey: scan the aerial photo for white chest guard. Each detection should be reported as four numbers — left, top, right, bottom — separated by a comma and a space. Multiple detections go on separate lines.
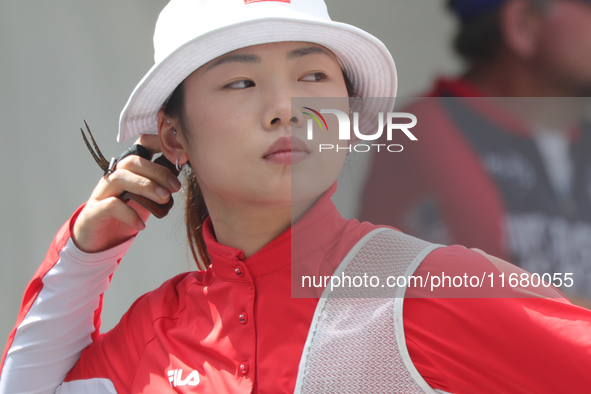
294, 228, 443, 393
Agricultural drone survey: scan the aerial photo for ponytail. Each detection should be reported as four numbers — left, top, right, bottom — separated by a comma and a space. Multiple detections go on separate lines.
164, 82, 211, 270
184, 166, 211, 270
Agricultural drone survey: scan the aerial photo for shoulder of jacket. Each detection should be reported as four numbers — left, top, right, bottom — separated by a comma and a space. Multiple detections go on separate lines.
131, 269, 213, 322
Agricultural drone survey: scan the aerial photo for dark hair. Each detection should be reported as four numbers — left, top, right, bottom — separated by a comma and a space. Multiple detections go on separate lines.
163, 82, 210, 270
447, 0, 504, 64
164, 71, 357, 270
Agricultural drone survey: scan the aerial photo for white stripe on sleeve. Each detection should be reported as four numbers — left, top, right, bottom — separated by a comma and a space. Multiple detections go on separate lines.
56, 378, 117, 394
0, 237, 132, 394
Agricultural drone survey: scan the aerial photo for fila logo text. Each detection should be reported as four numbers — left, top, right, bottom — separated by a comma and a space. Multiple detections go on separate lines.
168, 369, 200, 387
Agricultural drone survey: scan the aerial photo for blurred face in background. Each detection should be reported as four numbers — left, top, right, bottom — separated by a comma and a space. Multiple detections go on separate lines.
533, 0, 591, 95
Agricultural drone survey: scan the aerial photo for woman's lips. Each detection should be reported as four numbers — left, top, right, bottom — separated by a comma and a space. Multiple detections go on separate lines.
263, 136, 310, 165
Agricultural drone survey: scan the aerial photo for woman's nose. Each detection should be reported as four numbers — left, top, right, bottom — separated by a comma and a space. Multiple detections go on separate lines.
262, 84, 304, 130
270, 115, 300, 126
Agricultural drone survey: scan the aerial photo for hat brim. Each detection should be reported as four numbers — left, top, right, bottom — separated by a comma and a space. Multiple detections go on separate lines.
118, 17, 397, 142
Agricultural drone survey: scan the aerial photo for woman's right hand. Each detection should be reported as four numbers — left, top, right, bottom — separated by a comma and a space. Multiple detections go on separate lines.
72, 135, 182, 254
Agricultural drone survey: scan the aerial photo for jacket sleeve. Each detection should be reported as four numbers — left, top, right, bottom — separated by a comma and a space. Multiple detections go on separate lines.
404, 245, 591, 394
0, 205, 134, 394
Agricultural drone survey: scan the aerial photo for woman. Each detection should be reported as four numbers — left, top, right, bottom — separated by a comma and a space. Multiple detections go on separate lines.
1, 0, 591, 393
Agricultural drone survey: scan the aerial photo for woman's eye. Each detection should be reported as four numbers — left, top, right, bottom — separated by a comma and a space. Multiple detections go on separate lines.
226, 80, 255, 89
300, 72, 327, 82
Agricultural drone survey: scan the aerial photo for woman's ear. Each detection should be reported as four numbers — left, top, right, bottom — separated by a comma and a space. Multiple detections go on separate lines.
500, 0, 543, 59
157, 108, 190, 167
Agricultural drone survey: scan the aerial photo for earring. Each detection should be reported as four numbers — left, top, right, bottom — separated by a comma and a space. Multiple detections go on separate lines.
166, 120, 177, 135
175, 158, 181, 172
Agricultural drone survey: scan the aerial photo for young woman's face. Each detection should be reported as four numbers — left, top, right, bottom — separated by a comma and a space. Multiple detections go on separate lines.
177, 41, 349, 211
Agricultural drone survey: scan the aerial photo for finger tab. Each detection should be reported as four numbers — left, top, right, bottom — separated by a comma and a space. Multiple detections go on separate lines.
120, 192, 174, 219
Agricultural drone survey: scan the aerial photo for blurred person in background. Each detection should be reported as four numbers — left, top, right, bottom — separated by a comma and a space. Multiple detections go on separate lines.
360, 0, 591, 302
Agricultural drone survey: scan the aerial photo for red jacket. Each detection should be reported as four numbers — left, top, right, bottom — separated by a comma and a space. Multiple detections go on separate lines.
2, 184, 591, 393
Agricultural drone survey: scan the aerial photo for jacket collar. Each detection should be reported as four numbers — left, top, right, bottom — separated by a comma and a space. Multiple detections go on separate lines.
203, 182, 346, 281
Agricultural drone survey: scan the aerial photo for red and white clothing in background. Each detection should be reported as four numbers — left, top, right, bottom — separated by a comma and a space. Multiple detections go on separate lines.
360, 78, 591, 298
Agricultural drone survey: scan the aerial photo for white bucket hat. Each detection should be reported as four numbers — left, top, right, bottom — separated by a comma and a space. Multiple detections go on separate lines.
118, 0, 397, 142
